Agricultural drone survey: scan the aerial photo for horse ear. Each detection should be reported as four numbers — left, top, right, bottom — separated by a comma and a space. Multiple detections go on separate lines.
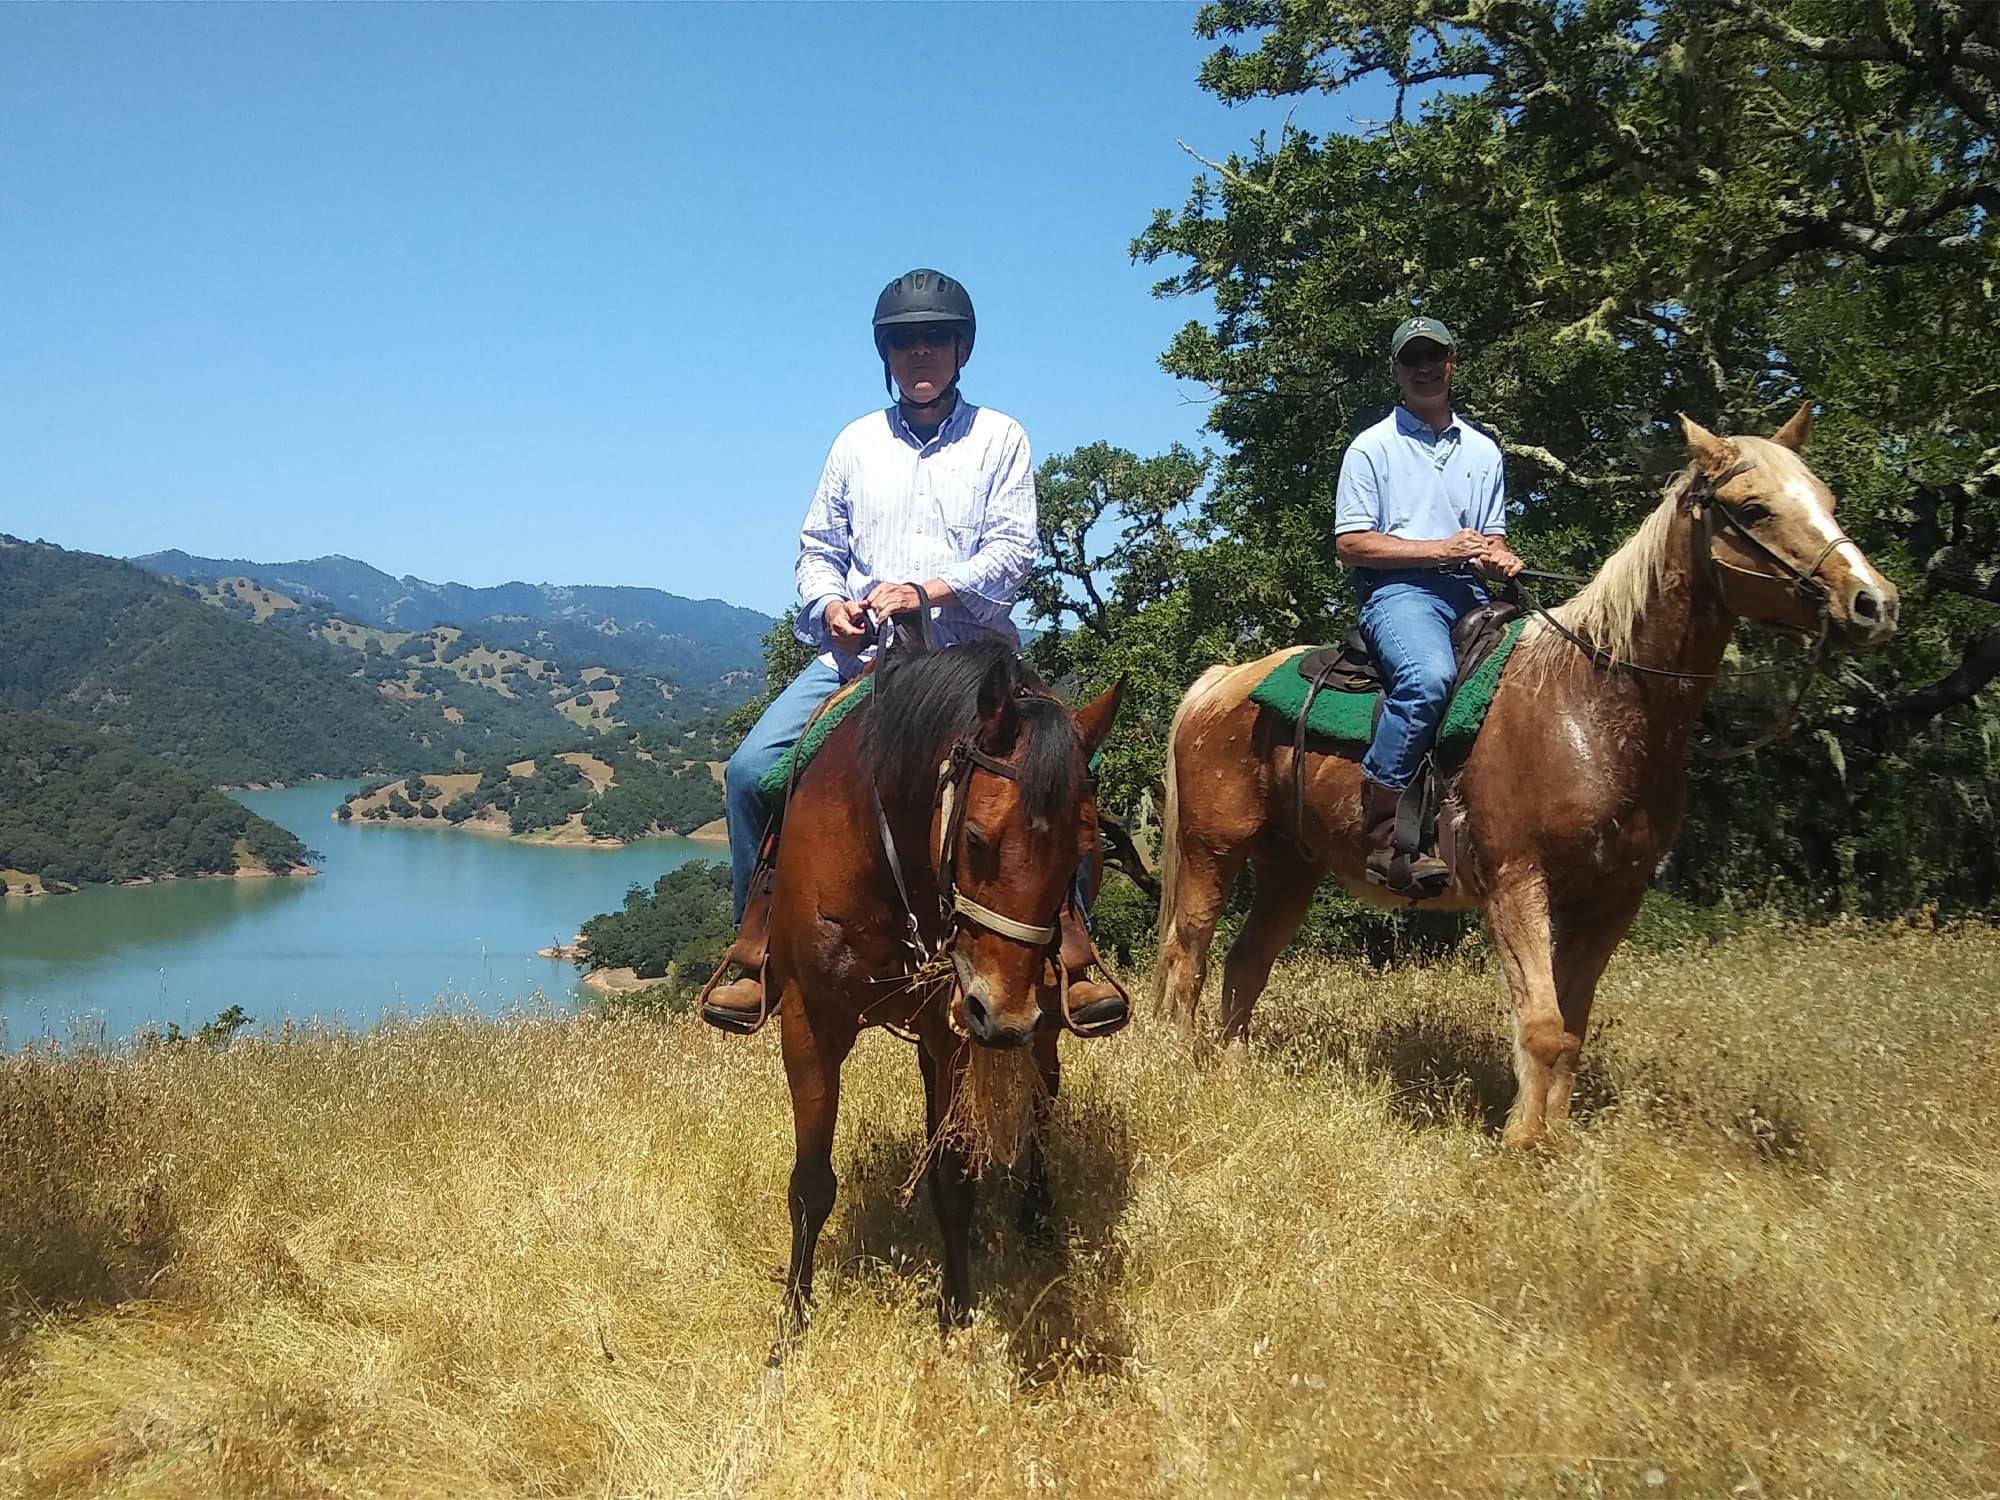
1678, 412, 1740, 477
1770, 401, 1813, 451
1072, 676, 1125, 760
977, 654, 1020, 755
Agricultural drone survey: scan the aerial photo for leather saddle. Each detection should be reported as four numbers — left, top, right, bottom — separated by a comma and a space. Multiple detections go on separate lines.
1293, 599, 1522, 705
1288, 599, 1522, 894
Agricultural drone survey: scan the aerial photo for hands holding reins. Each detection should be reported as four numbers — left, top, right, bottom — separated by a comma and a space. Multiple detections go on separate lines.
824, 580, 957, 653
1438, 528, 1526, 579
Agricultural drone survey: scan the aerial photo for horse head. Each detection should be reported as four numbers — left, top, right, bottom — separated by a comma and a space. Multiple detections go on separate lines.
1679, 405, 1899, 648
941, 655, 1121, 1048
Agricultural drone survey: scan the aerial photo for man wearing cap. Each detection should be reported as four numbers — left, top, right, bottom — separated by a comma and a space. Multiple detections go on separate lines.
701, 268, 1123, 1033
1333, 316, 1523, 896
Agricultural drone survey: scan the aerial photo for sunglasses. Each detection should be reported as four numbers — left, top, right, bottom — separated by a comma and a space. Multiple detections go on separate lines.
1396, 342, 1451, 368
885, 324, 961, 352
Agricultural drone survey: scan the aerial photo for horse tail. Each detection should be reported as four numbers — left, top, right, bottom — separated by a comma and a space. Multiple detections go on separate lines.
1156, 663, 1233, 952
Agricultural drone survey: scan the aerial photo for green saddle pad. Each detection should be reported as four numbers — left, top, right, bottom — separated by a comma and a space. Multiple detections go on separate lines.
756, 675, 875, 799
1246, 617, 1525, 754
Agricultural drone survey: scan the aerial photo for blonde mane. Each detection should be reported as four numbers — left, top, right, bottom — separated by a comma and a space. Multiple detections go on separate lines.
1519, 466, 1699, 671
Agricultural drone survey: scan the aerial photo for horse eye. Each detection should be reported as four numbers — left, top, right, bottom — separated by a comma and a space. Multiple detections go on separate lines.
964, 827, 992, 857
1737, 502, 1773, 525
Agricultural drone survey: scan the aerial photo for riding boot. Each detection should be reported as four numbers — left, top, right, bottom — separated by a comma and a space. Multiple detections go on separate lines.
1053, 902, 1130, 1035
700, 865, 776, 1034
1362, 777, 1450, 898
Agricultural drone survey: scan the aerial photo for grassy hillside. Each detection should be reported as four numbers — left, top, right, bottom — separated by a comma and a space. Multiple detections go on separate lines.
2, 925, 1994, 1497
134, 551, 771, 714
0, 711, 310, 889
0, 539, 574, 783
183, 576, 756, 732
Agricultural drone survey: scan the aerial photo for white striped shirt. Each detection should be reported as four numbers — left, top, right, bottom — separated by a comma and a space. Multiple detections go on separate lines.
793, 398, 1037, 671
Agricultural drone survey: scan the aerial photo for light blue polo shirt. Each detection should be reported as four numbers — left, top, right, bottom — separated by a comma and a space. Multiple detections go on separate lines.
1333, 406, 1507, 541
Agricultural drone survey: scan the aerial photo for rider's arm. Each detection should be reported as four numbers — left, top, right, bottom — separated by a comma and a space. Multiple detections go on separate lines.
1335, 531, 1469, 568
795, 437, 855, 650
935, 420, 1036, 626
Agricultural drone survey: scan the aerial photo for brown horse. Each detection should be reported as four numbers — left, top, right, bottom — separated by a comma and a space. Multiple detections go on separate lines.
1154, 409, 1899, 1147
765, 636, 1121, 1340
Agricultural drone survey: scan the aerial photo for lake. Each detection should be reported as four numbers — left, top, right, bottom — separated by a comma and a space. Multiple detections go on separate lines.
0, 781, 721, 1045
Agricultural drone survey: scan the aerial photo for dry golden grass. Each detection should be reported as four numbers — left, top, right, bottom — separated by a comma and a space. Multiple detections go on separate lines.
3, 924, 1997, 1499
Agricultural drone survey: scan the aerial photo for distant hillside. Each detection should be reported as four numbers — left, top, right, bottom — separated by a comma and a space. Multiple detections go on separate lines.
133, 550, 772, 702
0, 538, 575, 784
0, 710, 311, 893
341, 739, 726, 845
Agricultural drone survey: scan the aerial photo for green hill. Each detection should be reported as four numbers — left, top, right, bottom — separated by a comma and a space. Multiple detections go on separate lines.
340, 736, 726, 845
0, 710, 310, 891
132, 550, 770, 716
0, 538, 574, 784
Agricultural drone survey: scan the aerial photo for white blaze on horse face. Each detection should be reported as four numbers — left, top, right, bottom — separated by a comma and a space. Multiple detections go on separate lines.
1764, 444, 1893, 602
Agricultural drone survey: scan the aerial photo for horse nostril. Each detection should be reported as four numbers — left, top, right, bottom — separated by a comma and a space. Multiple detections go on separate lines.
1853, 589, 1879, 622
963, 992, 990, 1033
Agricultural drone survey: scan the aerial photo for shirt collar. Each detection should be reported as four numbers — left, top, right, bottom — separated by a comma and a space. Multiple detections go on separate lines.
1395, 404, 1460, 442
888, 395, 977, 449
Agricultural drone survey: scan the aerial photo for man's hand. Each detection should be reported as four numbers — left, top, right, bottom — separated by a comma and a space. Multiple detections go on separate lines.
824, 599, 872, 652
1433, 528, 1491, 565
1477, 538, 1526, 578
861, 580, 930, 619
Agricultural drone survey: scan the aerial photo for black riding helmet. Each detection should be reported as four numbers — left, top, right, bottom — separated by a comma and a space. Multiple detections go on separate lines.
872, 268, 976, 359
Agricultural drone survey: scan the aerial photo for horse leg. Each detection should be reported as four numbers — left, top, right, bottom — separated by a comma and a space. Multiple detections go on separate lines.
1485, 873, 1565, 1150
919, 1038, 979, 1331
1546, 890, 1644, 1125
1017, 1026, 1061, 1248
1218, 852, 1321, 1049
775, 989, 854, 1352
1156, 839, 1248, 1042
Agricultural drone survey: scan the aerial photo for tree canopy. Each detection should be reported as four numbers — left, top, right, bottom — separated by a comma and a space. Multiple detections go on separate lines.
1028, 0, 1999, 917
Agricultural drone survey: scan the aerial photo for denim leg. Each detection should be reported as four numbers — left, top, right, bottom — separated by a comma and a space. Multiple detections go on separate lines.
723, 658, 844, 919
1358, 579, 1471, 789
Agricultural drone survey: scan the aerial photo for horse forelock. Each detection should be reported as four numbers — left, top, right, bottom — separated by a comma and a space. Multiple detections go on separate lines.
857, 639, 1084, 826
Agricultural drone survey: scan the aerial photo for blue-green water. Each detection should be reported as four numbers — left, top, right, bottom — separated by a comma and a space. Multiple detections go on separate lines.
0, 782, 721, 1044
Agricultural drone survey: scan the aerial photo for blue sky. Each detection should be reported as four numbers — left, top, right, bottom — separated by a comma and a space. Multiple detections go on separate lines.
2, 4, 1377, 616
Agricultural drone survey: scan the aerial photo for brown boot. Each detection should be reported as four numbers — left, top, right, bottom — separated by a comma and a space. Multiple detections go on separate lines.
1053, 903, 1130, 1035
1362, 777, 1450, 898
700, 870, 776, 1034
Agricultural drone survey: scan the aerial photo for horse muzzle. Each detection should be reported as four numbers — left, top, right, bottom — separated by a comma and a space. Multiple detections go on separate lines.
949, 949, 1040, 1049
1833, 574, 1899, 648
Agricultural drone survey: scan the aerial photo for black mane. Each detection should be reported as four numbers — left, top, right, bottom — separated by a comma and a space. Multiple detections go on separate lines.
857, 638, 1083, 825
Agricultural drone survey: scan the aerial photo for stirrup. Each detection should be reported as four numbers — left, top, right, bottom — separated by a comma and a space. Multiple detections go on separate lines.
700, 959, 773, 1036
1366, 847, 1451, 900
1051, 955, 1131, 1038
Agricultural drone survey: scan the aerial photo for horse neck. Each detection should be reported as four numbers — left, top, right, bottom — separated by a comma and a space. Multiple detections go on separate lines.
1574, 499, 1736, 757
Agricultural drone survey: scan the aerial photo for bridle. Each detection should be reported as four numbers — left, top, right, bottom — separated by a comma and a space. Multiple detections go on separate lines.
1517, 453, 1851, 759
1697, 455, 1854, 618
868, 728, 1064, 978
860, 606, 1118, 1037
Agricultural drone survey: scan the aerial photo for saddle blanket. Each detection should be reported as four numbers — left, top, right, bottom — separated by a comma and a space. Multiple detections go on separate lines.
1246, 617, 1526, 754
756, 675, 875, 800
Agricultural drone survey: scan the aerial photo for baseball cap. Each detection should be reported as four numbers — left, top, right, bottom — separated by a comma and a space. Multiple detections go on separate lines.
1391, 316, 1457, 358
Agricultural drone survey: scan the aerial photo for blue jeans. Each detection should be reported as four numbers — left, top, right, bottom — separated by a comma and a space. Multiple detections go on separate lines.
1358, 571, 1488, 790
723, 658, 845, 920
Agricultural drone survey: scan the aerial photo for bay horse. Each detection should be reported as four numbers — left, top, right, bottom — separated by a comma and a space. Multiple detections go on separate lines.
1154, 408, 1899, 1147
765, 635, 1121, 1340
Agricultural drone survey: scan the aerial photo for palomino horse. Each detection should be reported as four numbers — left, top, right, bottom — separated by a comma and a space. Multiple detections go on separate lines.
1154, 409, 1899, 1147
766, 635, 1120, 1337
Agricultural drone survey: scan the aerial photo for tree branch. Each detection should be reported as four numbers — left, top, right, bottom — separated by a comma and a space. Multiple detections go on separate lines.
1868, 625, 2000, 731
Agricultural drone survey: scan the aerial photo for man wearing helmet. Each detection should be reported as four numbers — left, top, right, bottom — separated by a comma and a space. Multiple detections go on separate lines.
701, 269, 1122, 1033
